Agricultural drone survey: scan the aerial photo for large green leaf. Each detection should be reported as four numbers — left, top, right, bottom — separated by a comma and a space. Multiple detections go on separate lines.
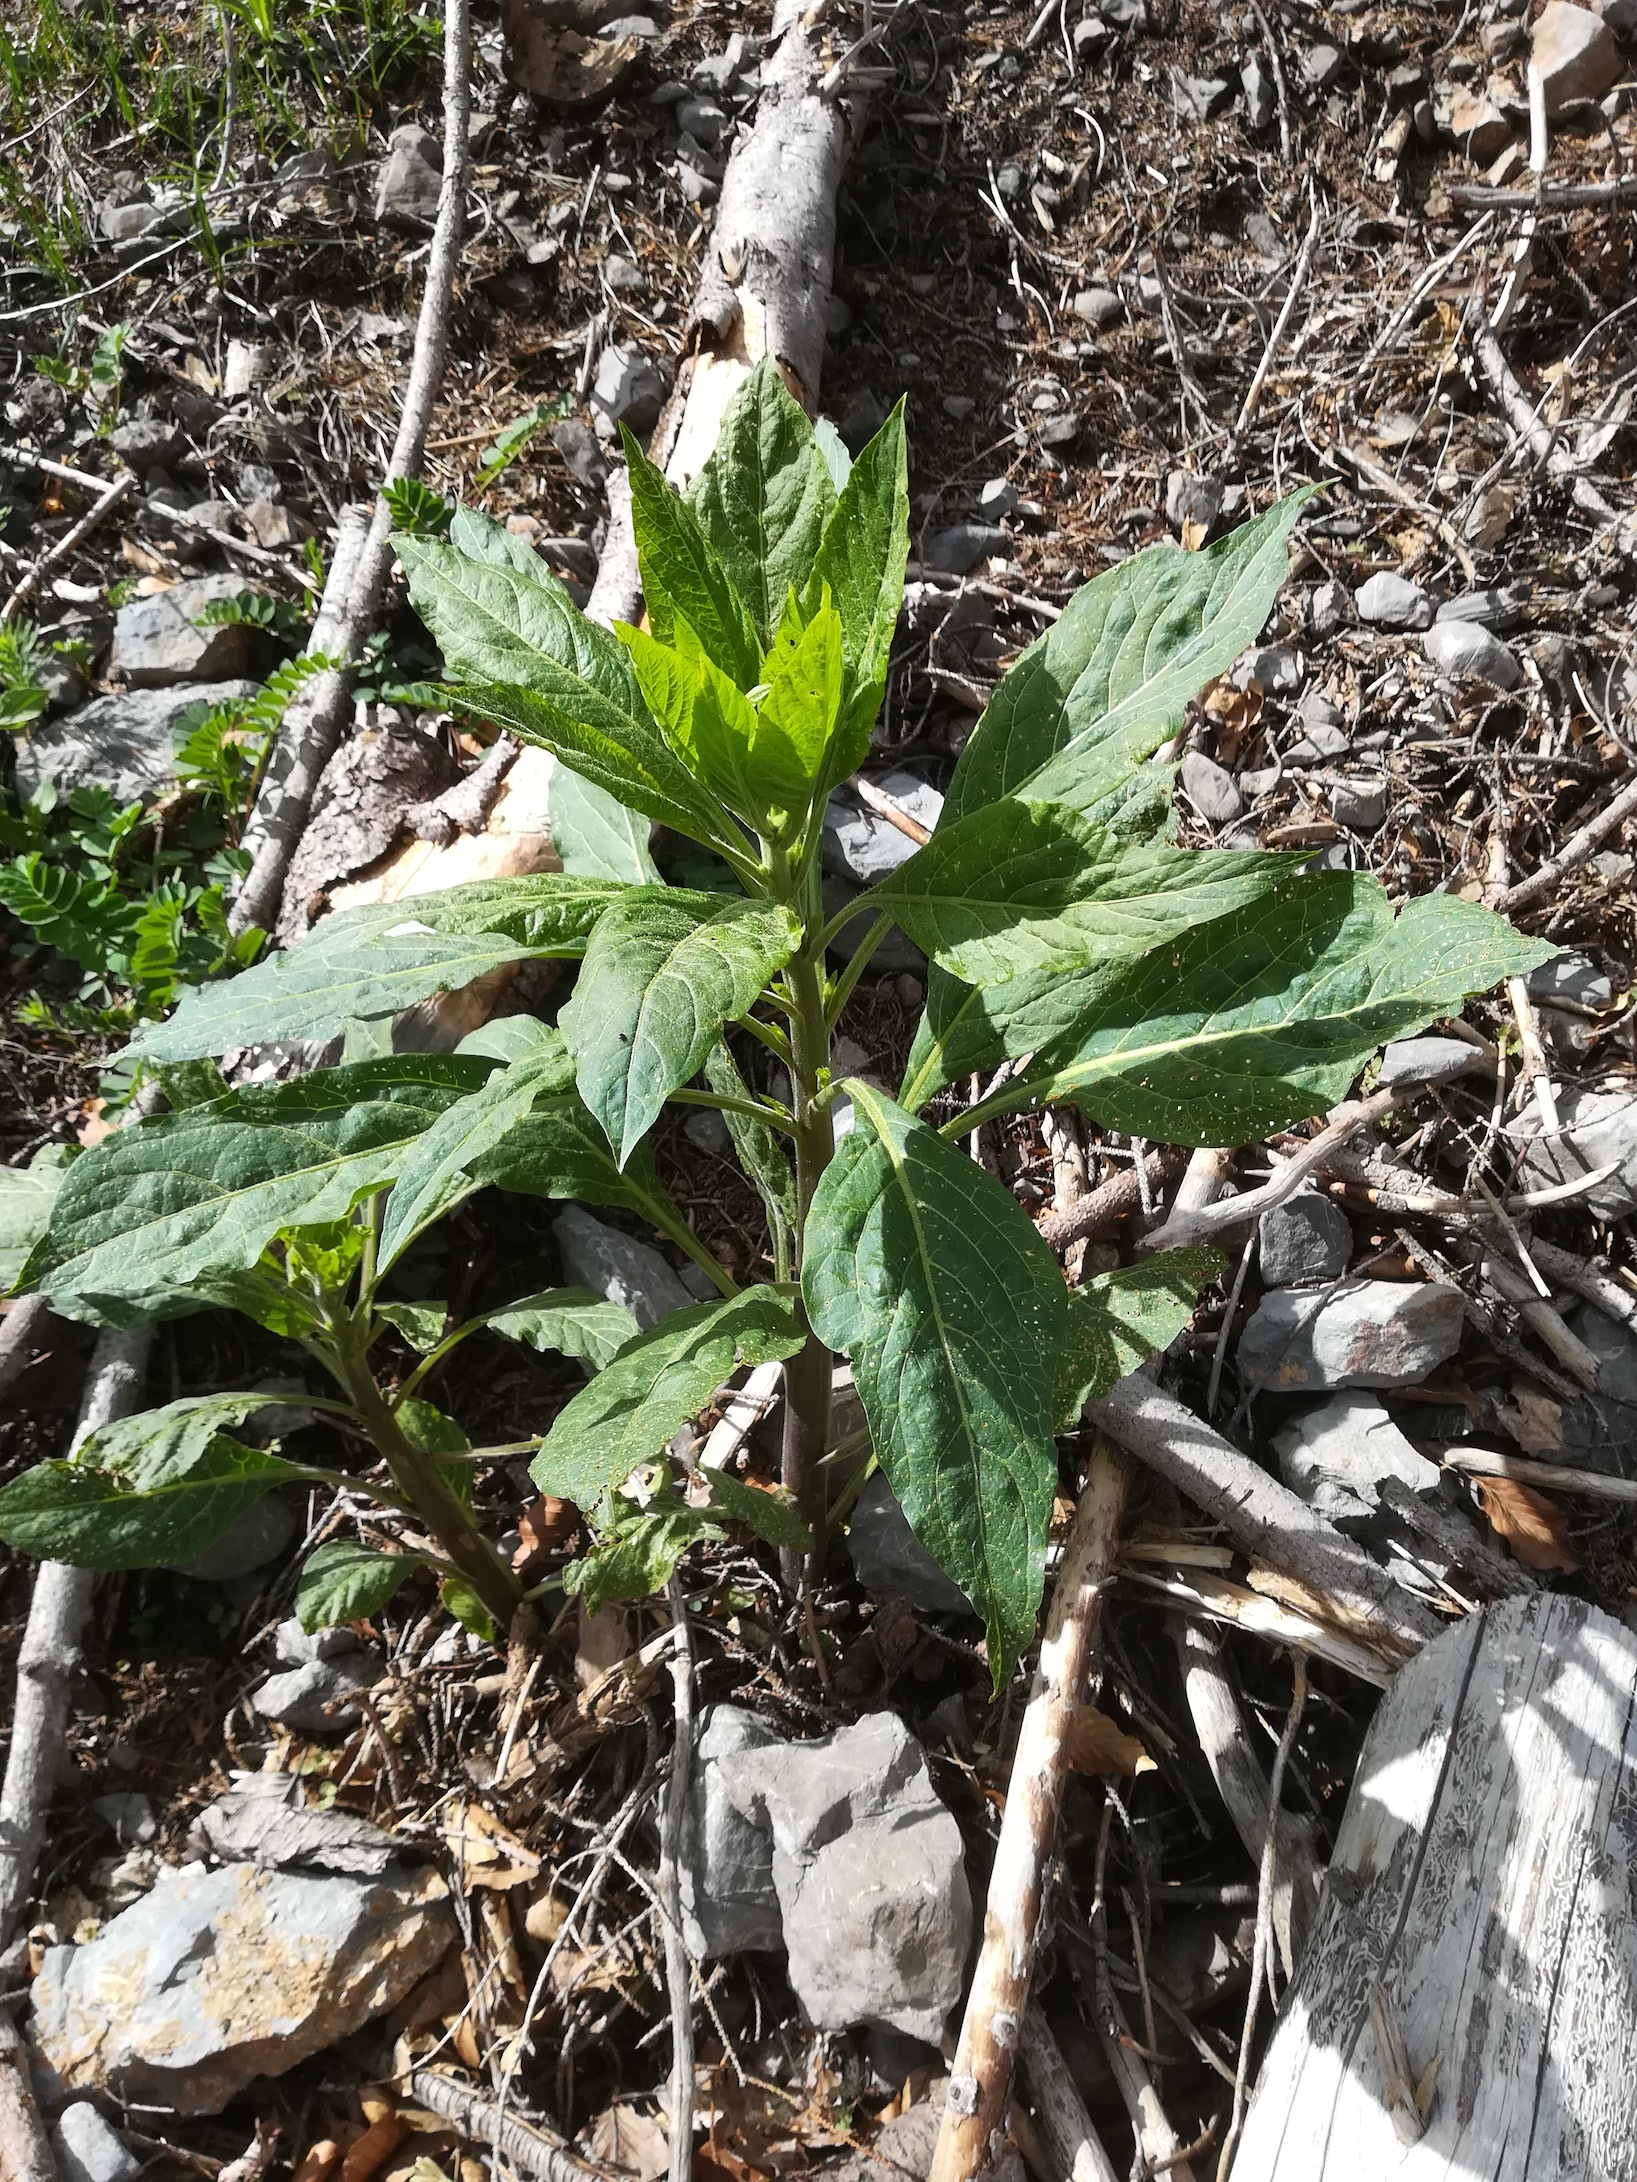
487, 1286, 640, 1370
127, 876, 624, 1061
548, 766, 660, 883
379, 1043, 577, 1268
1056, 1251, 1222, 1423
532, 1290, 803, 1509
296, 1540, 417, 1630
623, 430, 762, 687
804, 400, 909, 779
0, 1146, 74, 1290
396, 533, 741, 856
29, 1058, 491, 1311
870, 797, 1300, 985
802, 1083, 1067, 1682
462, 1096, 681, 1224
685, 357, 837, 645
902, 875, 1552, 1142
0, 1393, 307, 1570
944, 491, 1312, 826
560, 887, 803, 1165
705, 1043, 796, 1268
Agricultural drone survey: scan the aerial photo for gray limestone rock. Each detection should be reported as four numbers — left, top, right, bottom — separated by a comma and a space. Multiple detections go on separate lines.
1436, 586, 1523, 632
1308, 580, 1349, 640
552, 419, 609, 491
1165, 471, 1224, 533
273, 1616, 365, 1667
1377, 1035, 1485, 1090
109, 416, 184, 469
31, 1861, 454, 2113
1257, 1187, 1353, 1288
175, 1494, 296, 1581
1560, 1305, 1637, 1478
192, 1773, 405, 1876
1172, 70, 1232, 121
1354, 571, 1432, 629
52, 2104, 140, 2182
978, 477, 1019, 521
822, 772, 944, 886
1239, 644, 1302, 697
1273, 1392, 1439, 1522
1070, 287, 1123, 330
552, 1204, 692, 1329
724, 1711, 972, 2042
1524, 951, 1616, 1010
847, 1471, 974, 1617
1330, 778, 1387, 831
375, 123, 442, 226
14, 681, 259, 804
1515, 1086, 1637, 1217
250, 1655, 382, 1734
1242, 54, 1274, 129
1238, 1279, 1464, 1390
590, 343, 667, 435
1533, 1, 1620, 116
1422, 619, 1522, 688
1180, 750, 1245, 824
112, 575, 260, 687
923, 524, 1009, 575
681, 1705, 786, 1957
1300, 41, 1345, 90
91, 1793, 157, 1846
676, 93, 728, 141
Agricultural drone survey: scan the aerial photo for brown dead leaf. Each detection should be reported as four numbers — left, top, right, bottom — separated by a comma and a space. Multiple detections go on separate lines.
340, 2116, 410, 2182
1496, 1385, 1564, 1456
513, 1495, 578, 1570
1473, 1477, 1579, 1572
76, 1100, 115, 1148
1064, 1707, 1152, 1777
440, 1798, 540, 1888
1181, 516, 1210, 552
500, 0, 640, 102
586, 2105, 671, 2181
1203, 676, 1264, 766
292, 2145, 343, 2182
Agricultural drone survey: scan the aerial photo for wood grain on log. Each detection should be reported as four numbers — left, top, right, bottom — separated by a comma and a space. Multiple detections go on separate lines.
1237, 1594, 1637, 2178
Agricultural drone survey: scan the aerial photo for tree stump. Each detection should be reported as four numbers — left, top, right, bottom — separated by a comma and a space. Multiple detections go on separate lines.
1236, 1593, 1637, 2179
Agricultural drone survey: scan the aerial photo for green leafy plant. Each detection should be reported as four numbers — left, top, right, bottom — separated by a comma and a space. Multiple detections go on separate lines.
474, 395, 573, 492
0, 618, 48, 731
0, 361, 1550, 1678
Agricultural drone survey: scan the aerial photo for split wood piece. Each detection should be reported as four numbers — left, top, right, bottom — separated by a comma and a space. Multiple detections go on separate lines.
1037, 1146, 1189, 1253
1528, 1238, 1637, 1330
0, 2007, 57, 2182
1125, 1563, 1399, 1687
1236, 1593, 1637, 2176
0, 470, 132, 622
1173, 1620, 1321, 1980
927, 1440, 1131, 2182
1089, 1374, 1443, 1657
1016, 2006, 1121, 2182
0, 1324, 152, 1950
1478, 1251, 1599, 1388
228, 0, 471, 941
407, 2070, 618, 2182
699, 1356, 784, 1471
1137, 1088, 1403, 1254
1445, 1445, 1637, 1505
0, 1294, 52, 1406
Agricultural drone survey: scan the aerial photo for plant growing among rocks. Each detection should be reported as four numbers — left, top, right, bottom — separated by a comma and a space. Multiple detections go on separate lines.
0, 363, 1549, 1672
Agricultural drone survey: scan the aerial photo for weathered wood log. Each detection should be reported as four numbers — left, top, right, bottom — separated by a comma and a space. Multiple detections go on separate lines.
1236, 1593, 1637, 2178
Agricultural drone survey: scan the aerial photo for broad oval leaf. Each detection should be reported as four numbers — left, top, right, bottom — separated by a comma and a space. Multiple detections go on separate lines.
685, 359, 837, 646
944, 490, 1312, 826
128, 875, 624, 1061
902, 875, 1552, 1143
548, 765, 660, 883
871, 797, 1301, 985
296, 1539, 418, 1631
560, 888, 803, 1165
532, 1290, 804, 1510
29, 1057, 493, 1312
487, 1286, 641, 1371
802, 1083, 1068, 1682
1056, 1250, 1223, 1424
0, 1146, 74, 1291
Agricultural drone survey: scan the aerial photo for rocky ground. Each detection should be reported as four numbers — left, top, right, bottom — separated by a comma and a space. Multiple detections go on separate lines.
5, 0, 1637, 2177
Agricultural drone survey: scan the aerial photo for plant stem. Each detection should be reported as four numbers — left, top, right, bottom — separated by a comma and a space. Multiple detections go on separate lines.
778, 940, 836, 1566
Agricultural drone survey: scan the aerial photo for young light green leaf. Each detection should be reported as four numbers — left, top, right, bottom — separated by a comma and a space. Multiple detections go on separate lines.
395, 532, 744, 857
563, 1502, 719, 1615
804, 399, 909, 777
802, 1083, 1067, 1683
705, 1043, 796, 1270
704, 1469, 811, 1552
128, 875, 624, 1061
623, 429, 762, 686
902, 875, 1553, 1142
560, 888, 803, 1165
487, 1286, 641, 1371
944, 490, 1314, 826
548, 765, 660, 883
870, 798, 1300, 985
379, 1044, 577, 1268
752, 593, 846, 824
296, 1540, 418, 1631
30, 1058, 493, 1311
455, 1016, 561, 1062
619, 619, 764, 827
1056, 1250, 1223, 1423
0, 1145, 74, 1290
397, 1397, 470, 1455
376, 1300, 448, 1352
440, 1575, 497, 1642
814, 417, 852, 492
684, 357, 837, 645
532, 1291, 804, 1510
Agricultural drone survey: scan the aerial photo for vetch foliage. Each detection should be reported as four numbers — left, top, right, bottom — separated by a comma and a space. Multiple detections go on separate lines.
0, 360, 1551, 1678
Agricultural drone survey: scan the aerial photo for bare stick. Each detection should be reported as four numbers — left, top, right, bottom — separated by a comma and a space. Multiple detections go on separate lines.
1230, 190, 1320, 444
404, 733, 519, 843
0, 1294, 52, 1406
229, 0, 471, 939
1527, 1238, 1637, 1330
0, 1324, 151, 1950
1017, 2006, 1121, 2182
0, 2008, 57, 2182
1089, 1375, 1441, 1654
659, 1576, 697, 2182
1445, 1446, 1637, 1504
928, 1439, 1131, 2182
1, 472, 132, 622
1499, 767, 1637, 911
1038, 1146, 1189, 1254
407, 2071, 618, 2182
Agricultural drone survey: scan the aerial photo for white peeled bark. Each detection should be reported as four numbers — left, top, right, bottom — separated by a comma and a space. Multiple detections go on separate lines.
1238, 1594, 1637, 2178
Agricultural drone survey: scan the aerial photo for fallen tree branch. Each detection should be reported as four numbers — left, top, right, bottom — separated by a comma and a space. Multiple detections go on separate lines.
928, 1439, 1130, 2182
1017, 2008, 1120, 2182
1038, 1145, 1189, 1253
0, 1324, 152, 1950
228, 0, 471, 939
404, 733, 520, 843
0, 1294, 52, 1406
1499, 766, 1637, 912
1444, 1446, 1637, 1504
407, 2071, 619, 2182
1089, 1375, 1441, 1657
0, 471, 132, 622
0, 2008, 57, 2182
659, 1577, 697, 2182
